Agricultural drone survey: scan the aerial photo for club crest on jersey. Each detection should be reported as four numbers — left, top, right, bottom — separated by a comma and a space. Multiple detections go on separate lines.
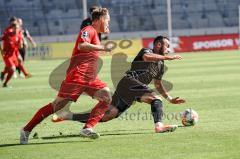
81, 31, 89, 39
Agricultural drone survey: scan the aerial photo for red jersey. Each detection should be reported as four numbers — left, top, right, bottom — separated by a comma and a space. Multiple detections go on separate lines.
65, 25, 101, 84
1, 26, 22, 57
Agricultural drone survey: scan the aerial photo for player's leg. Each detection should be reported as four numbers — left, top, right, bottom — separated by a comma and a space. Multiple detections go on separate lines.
80, 86, 112, 139
17, 56, 31, 78
17, 48, 26, 77
19, 47, 26, 61
52, 102, 73, 122
52, 77, 138, 123
140, 92, 178, 133
2, 56, 15, 87
20, 96, 71, 144
1, 67, 8, 81
2, 66, 15, 87
52, 104, 121, 123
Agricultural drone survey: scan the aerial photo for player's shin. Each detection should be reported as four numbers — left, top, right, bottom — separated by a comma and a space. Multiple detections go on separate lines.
84, 101, 108, 128
151, 99, 164, 126
3, 69, 14, 86
151, 99, 178, 133
18, 64, 28, 76
23, 103, 54, 132
72, 113, 90, 123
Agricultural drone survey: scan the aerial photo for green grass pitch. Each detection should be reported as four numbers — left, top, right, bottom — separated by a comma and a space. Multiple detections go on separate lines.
0, 50, 240, 159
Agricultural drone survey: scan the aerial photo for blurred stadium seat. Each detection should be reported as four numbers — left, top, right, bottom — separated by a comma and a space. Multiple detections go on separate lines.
0, 0, 239, 36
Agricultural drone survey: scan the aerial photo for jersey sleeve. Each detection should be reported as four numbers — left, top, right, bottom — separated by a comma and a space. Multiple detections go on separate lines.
134, 48, 153, 61
77, 27, 93, 44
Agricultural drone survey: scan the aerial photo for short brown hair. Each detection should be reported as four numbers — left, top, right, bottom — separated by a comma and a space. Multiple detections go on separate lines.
91, 8, 109, 21
9, 16, 17, 23
89, 6, 99, 14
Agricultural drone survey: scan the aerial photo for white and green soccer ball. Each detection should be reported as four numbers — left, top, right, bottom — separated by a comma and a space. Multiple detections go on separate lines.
181, 108, 199, 126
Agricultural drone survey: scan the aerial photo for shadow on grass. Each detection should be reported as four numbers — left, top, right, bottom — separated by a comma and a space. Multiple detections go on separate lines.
0, 140, 92, 148
2, 126, 190, 147
41, 126, 190, 139
42, 134, 83, 140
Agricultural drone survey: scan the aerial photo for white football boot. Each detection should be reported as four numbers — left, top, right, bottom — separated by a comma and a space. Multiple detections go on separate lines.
80, 128, 100, 139
20, 128, 30, 144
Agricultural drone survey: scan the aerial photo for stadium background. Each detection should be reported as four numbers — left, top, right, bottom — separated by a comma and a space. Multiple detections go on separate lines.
0, 0, 240, 159
0, 0, 239, 58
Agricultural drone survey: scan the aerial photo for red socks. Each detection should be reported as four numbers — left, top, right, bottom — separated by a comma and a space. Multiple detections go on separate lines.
84, 101, 109, 128
18, 64, 28, 76
24, 103, 54, 132
3, 67, 8, 74
3, 69, 14, 85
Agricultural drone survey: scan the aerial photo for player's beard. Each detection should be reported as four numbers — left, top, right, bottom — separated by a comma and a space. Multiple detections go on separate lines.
159, 47, 165, 55
99, 17, 109, 34
100, 22, 109, 34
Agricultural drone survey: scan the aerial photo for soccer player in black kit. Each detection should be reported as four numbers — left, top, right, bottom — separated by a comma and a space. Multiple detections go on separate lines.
53, 36, 185, 133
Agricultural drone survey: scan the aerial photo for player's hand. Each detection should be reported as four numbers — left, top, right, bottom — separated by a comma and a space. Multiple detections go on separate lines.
171, 55, 182, 60
99, 45, 112, 52
32, 42, 37, 48
103, 45, 113, 52
170, 97, 185, 104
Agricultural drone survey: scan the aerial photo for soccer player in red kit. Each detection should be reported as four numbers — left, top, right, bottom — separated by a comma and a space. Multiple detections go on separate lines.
0, 17, 29, 87
20, 8, 112, 144
0, 17, 30, 87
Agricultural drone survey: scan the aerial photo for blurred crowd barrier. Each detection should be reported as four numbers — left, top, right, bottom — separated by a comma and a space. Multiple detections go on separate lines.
0, 34, 239, 62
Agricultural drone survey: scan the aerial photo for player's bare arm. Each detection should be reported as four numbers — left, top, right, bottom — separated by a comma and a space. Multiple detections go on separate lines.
78, 42, 111, 52
143, 53, 182, 62
154, 79, 185, 104
27, 33, 37, 48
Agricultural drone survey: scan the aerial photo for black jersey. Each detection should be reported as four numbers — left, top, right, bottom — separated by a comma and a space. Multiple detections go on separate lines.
80, 18, 92, 29
19, 28, 30, 48
126, 48, 164, 84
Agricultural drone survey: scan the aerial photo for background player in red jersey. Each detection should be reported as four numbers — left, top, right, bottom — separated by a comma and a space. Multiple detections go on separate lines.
0, 17, 27, 87
0, 17, 31, 87
20, 8, 112, 144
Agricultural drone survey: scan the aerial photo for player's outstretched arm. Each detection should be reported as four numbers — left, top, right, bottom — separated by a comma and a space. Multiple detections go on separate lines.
154, 79, 185, 104
143, 53, 182, 62
78, 42, 111, 52
26, 31, 37, 48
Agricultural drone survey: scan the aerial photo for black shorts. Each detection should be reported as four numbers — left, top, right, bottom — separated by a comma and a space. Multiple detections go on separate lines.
111, 76, 153, 114
19, 48, 26, 61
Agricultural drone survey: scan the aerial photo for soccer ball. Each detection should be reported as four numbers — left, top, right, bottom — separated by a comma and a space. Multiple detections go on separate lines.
181, 108, 199, 126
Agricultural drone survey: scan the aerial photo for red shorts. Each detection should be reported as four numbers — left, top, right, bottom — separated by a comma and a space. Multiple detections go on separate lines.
57, 78, 107, 102
3, 55, 18, 68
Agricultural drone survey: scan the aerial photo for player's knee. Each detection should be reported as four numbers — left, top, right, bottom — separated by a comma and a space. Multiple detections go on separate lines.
52, 98, 70, 112
10, 67, 15, 72
94, 87, 112, 103
104, 94, 112, 104
101, 90, 112, 104
148, 93, 162, 103
101, 108, 118, 122
151, 99, 163, 107
141, 94, 161, 104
